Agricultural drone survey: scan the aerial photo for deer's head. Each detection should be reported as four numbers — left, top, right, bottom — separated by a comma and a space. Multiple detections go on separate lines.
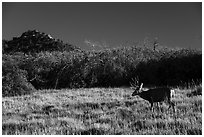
132, 83, 143, 96
130, 77, 143, 96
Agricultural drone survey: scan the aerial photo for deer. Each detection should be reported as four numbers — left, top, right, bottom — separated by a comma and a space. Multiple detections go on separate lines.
130, 78, 175, 112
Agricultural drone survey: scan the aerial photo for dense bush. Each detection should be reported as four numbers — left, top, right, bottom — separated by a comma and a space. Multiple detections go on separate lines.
136, 49, 202, 86
3, 45, 201, 92
2, 30, 202, 96
13, 46, 200, 89
2, 54, 36, 97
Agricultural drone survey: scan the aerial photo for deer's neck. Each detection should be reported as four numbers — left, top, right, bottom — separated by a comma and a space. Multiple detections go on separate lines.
139, 90, 151, 100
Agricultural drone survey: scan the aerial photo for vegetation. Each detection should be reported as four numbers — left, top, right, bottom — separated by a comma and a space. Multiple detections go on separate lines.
2, 30, 202, 134
2, 87, 202, 135
2, 30, 202, 96
2, 54, 36, 97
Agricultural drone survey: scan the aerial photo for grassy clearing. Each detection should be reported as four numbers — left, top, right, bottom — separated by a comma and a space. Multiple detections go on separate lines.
2, 86, 202, 135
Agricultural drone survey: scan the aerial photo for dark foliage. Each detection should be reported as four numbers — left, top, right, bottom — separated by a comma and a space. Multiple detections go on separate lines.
136, 51, 202, 86
25, 47, 201, 89
2, 54, 36, 97
2, 30, 202, 96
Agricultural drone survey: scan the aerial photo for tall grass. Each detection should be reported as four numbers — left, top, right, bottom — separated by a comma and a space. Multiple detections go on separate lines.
2, 87, 202, 135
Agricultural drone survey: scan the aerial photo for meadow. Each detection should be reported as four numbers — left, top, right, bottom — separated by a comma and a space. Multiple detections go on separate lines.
2, 85, 202, 135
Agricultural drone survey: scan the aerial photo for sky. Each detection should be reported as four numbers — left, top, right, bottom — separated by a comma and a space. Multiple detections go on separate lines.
2, 2, 202, 50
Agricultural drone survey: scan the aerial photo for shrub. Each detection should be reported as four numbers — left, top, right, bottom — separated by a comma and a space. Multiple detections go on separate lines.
2, 31, 202, 91
24, 46, 201, 89
2, 55, 36, 97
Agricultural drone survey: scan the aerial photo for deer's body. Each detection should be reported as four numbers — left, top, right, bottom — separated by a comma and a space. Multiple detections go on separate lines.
131, 82, 175, 111
134, 88, 170, 102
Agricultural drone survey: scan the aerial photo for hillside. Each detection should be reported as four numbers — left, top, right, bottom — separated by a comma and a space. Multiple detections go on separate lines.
3, 30, 80, 54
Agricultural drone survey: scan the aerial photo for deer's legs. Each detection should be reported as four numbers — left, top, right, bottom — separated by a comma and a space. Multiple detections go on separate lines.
168, 101, 175, 112
150, 102, 154, 111
157, 102, 163, 112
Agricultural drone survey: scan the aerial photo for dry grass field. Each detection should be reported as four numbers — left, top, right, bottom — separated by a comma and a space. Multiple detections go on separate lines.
2, 86, 202, 135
